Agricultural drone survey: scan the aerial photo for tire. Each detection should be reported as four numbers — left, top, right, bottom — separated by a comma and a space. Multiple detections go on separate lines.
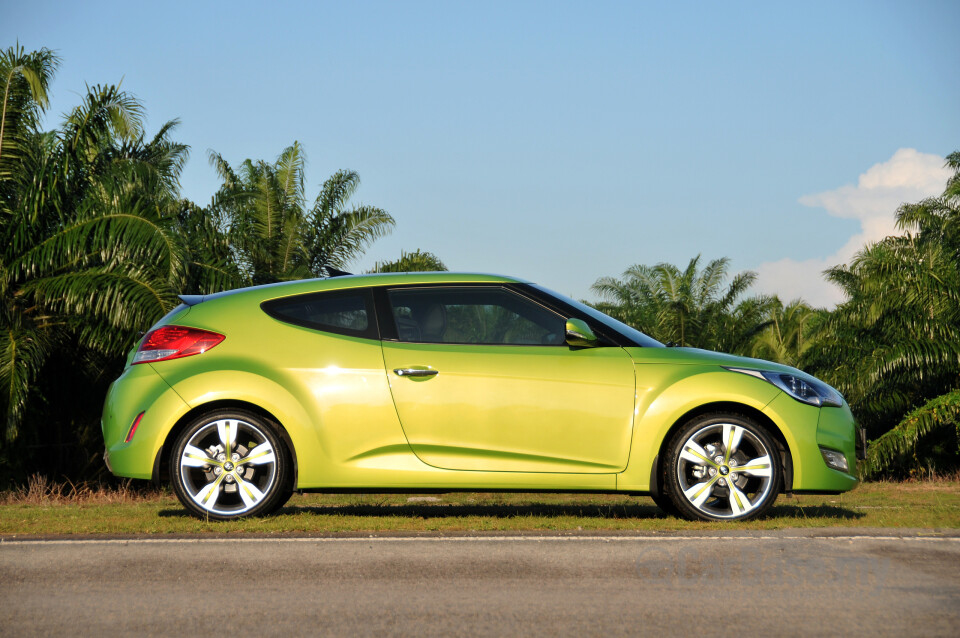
663, 413, 782, 521
170, 409, 292, 521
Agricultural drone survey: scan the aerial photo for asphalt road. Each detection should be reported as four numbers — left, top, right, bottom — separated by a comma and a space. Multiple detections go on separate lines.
2, 532, 959, 637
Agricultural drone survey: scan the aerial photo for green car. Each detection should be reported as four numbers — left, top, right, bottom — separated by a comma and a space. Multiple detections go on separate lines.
102, 272, 862, 521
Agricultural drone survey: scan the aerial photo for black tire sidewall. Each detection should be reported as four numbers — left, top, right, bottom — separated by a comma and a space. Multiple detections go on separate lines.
170, 409, 291, 521
663, 413, 782, 522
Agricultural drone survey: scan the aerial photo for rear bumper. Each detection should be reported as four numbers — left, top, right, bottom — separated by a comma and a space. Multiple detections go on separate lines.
101, 363, 190, 479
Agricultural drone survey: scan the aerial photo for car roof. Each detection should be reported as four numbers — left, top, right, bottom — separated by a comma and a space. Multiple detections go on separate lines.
180, 272, 529, 306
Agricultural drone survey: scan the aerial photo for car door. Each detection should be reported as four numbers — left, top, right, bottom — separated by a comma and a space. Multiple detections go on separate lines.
379, 285, 637, 473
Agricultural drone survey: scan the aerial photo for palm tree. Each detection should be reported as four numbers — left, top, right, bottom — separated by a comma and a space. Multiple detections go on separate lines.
592, 255, 771, 352
208, 143, 394, 284
371, 249, 447, 273
750, 299, 820, 367
0, 44, 58, 173
808, 152, 960, 475
0, 69, 195, 449
172, 199, 244, 295
713, 294, 780, 356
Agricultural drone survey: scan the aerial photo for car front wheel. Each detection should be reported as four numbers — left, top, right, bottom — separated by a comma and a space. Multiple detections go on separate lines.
170, 409, 292, 520
664, 413, 782, 521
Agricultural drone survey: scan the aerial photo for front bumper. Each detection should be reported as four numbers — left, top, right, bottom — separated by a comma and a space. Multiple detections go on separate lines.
763, 392, 860, 493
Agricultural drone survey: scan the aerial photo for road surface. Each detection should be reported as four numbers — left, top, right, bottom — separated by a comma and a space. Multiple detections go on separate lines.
2, 531, 959, 636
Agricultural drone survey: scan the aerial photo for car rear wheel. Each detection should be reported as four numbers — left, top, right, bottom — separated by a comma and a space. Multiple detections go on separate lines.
664, 413, 782, 521
170, 409, 292, 520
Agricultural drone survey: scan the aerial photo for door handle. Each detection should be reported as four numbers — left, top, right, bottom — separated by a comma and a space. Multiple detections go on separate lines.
393, 368, 439, 377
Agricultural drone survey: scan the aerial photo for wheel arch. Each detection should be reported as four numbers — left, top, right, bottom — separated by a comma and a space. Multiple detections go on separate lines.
152, 399, 299, 488
649, 401, 794, 497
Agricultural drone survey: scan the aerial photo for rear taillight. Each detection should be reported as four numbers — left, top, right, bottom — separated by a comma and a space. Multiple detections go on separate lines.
132, 325, 225, 364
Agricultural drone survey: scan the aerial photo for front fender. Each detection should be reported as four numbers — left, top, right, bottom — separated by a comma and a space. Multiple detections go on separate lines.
618, 366, 786, 491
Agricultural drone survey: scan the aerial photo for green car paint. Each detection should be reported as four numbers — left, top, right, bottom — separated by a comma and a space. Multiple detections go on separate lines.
101, 272, 860, 518
382, 340, 636, 473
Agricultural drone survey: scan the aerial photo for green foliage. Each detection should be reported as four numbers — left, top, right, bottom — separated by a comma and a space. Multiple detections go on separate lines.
371, 249, 447, 273
0, 47, 398, 484
0, 48, 238, 484
591, 255, 774, 354
749, 300, 821, 368
804, 153, 960, 470
799, 152, 960, 476
208, 143, 395, 284
0, 44, 59, 183
0, 68, 188, 445
864, 390, 960, 477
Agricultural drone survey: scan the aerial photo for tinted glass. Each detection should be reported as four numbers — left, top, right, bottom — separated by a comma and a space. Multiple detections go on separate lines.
261, 290, 375, 338
387, 287, 565, 345
530, 284, 664, 348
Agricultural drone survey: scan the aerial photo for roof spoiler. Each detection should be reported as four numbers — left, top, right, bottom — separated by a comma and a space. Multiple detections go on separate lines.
178, 295, 205, 306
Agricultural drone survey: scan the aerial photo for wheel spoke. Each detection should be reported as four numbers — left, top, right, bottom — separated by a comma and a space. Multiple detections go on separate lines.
218, 420, 236, 457
723, 424, 744, 461
680, 440, 717, 467
235, 475, 265, 508
738, 455, 772, 477
683, 475, 719, 508
181, 445, 216, 468
728, 483, 752, 516
239, 442, 275, 466
192, 474, 226, 510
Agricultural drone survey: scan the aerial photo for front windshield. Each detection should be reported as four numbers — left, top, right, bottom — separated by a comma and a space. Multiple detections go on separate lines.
531, 285, 664, 348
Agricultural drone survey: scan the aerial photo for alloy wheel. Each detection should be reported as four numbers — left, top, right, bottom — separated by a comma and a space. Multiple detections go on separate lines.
176, 417, 279, 516
675, 421, 776, 519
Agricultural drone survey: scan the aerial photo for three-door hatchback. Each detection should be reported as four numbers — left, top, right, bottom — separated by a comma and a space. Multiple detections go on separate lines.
102, 272, 862, 521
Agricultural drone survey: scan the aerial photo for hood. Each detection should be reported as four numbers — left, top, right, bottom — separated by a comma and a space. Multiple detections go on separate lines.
624, 346, 812, 377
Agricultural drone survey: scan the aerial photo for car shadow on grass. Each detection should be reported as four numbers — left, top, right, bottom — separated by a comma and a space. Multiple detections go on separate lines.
159, 501, 862, 521
279, 502, 864, 521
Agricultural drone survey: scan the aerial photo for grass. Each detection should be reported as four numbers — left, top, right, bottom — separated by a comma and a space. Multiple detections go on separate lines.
1, 476, 958, 537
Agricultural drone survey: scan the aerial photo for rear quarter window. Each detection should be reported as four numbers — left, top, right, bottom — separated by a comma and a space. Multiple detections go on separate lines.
260, 290, 377, 339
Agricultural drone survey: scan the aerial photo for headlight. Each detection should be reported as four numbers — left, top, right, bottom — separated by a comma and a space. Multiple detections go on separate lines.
724, 367, 844, 407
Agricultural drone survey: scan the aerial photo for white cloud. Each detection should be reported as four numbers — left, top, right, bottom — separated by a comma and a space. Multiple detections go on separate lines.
755, 148, 951, 307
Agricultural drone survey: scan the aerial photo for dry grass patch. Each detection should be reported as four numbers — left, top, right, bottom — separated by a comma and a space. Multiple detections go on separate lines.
0, 474, 163, 506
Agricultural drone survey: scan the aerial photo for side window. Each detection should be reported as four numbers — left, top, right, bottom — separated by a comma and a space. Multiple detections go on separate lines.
387, 287, 565, 345
261, 290, 376, 339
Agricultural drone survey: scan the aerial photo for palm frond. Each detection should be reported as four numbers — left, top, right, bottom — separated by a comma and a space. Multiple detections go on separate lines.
22, 266, 178, 337
0, 316, 54, 443
314, 169, 361, 218
0, 44, 60, 165
314, 204, 395, 270
864, 389, 960, 477
371, 249, 447, 273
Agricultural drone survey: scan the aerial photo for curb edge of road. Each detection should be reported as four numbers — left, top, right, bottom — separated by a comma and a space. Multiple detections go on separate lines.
3, 527, 960, 544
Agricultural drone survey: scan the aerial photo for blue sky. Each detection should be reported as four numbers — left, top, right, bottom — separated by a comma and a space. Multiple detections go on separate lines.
5, 0, 959, 304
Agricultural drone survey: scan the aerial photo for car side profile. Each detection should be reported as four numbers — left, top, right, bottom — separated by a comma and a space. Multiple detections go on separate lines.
101, 272, 862, 521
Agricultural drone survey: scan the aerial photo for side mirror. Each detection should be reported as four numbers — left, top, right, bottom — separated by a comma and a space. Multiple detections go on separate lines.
565, 318, 598, 348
